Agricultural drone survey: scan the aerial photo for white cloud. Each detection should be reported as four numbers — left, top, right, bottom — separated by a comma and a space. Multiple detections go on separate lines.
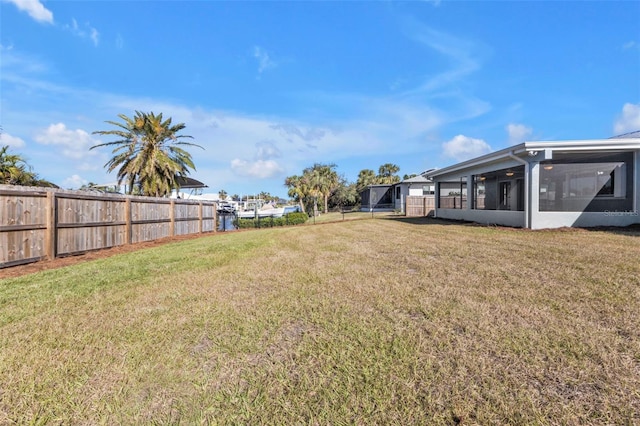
34, 123, 100, 160
622, 41, 639, 51
0, 132, 26, 148
506, 123, 533, 144
115, 34, 124, 49
4, 0, 53, 24
402, 20, 486, 94
442, 134, 492, 161
613, 103, 640, 135
253, 46, 276, 74
90, 27, 99, 46
62, 174, 88, 189
65, 18, 100, 46
255, 140, 282, 160
230, 159, 284, 179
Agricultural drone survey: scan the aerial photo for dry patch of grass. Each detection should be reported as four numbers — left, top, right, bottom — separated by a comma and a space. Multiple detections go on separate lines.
1, 218, 639, 424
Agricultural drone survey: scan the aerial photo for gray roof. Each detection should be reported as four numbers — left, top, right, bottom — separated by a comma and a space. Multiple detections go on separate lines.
401, 174, 432, 184
610, 130, 640, 139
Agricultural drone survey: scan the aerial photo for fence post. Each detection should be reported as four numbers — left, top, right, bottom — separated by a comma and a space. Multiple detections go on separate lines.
198, 202, 203, 234
125, 198, 132, 244
44, 191, 56, 260
170, 200, 176, 236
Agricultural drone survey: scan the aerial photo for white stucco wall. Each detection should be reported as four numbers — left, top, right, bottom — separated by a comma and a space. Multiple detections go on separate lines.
435, 209, 525, 227
431, 144, 640, 229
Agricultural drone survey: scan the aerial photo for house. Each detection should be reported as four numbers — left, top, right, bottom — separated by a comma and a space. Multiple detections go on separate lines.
425, 136, 640, 229
359, 173, 436, 214
392, 173, 435, 214
359, 184, 394, 211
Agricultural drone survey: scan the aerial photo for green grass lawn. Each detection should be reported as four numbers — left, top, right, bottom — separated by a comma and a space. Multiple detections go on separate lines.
1, 217, 639, 424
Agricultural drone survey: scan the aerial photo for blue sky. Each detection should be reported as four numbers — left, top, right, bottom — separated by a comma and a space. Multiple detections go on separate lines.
1, 0, 639, 198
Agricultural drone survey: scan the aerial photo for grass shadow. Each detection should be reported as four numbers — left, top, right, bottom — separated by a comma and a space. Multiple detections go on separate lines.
581, 223, 640, 237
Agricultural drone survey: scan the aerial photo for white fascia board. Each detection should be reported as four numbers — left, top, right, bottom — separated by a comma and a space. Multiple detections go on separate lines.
428, 139, 640, 178
520, 139, 640, 153
427, 144, 526, 178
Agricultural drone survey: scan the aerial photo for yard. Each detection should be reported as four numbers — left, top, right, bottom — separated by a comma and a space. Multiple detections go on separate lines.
1, 217, 638, 424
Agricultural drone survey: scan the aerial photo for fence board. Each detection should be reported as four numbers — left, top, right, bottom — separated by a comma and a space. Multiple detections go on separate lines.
406, 196, 436, 217
0, 185, 217, 268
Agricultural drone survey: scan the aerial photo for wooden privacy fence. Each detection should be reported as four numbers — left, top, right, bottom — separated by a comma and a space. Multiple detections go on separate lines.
0, 185, 217, 268
406, 196, 436, 217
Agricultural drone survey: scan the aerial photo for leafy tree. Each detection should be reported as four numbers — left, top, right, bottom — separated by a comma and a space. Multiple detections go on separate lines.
91, 111, 202, 197
403, 173, 417, 180
258, 191, 277, 203
329, 178, 359, 209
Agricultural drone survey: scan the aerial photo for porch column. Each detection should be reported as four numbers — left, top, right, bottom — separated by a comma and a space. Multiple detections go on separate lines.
529, 162, 540, 229
466, 175, 473, 210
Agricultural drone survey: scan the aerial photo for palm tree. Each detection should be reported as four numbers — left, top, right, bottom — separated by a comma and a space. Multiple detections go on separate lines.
284, 174, 307, 213
301, 166, 323, 217
356, 168, 377, 192
218, 189, 228, 200
91, 111, 202, 197
0, 145, 37, 185
378, 163, 401, 184
315, 163, 339, 214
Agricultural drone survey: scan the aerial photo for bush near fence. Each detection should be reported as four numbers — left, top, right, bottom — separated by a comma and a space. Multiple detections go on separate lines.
235, 212, 308, 229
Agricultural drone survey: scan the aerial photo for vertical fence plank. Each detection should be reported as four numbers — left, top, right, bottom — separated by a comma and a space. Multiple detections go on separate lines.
170, 200, 175, 236
44, 191, 56, 260
125, 198, 132, 244
1, 186, 217, 268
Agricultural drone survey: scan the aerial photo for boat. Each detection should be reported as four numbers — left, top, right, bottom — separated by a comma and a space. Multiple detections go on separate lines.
235, 201, 301, 219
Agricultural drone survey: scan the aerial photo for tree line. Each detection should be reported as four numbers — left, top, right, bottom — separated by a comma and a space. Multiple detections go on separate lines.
2, 113, 414, 209
283, 163, 408, 215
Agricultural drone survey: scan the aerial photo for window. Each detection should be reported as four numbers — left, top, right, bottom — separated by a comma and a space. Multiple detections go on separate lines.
473, 166, 524, 211
396, 186, 401, 200
422, 184, 435, 195
438, 178, 467, 209
499, 181, 511, 210
539, 152, 633, 212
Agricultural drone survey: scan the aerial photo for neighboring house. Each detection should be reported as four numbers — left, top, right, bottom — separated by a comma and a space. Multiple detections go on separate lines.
359, 173, 436, 214
359, 184, 394, 211
392, 173, 435, 213
426, 137, 640, 229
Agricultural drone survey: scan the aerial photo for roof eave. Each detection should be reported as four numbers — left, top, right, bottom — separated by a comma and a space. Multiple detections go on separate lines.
427, 139, 640, 178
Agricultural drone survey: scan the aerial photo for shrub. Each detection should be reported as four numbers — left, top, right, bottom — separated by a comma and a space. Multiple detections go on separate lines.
235, 212, 308, 229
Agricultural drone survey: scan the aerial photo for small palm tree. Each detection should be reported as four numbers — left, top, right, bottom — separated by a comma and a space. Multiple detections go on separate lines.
378, 163, 401, 184
92, 111, 203, 197
0, 145, 37, 185
356, 168, 377, 192
284, 174, 306, 213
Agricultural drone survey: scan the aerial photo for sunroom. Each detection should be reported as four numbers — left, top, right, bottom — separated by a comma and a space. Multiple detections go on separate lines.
426, 137, 640, 229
